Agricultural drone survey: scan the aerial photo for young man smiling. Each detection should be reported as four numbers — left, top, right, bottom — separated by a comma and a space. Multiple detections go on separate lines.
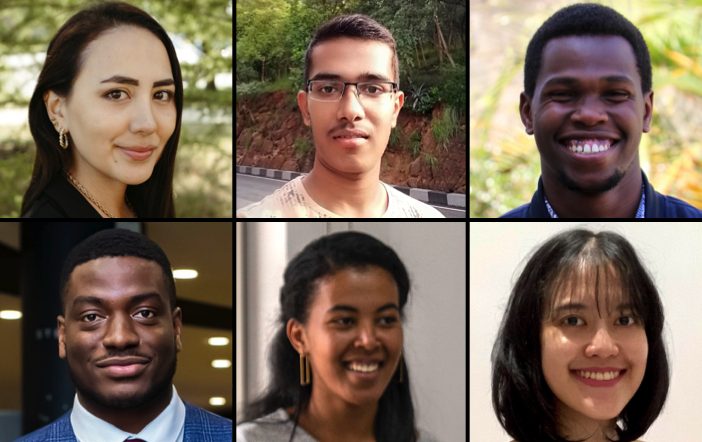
237, 14, 444, 218
502, 3, 702, 218
18, 229, 231, 442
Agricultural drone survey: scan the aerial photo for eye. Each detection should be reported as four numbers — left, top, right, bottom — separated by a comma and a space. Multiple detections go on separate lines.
605, 90, 631, 102
134, 309, 155, 319
333, 317, 355, 327
616, 315, 636, 326
361, 83, 385, 95
561, 316, 584, 326
378, 316, 398, 326
548, 91, 574, 102
154, 90, 174, 102
81, 313, 101, 323
104, 89, 129, 101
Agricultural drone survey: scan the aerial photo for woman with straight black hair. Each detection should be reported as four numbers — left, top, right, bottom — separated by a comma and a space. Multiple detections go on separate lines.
492, 229, 669, 442
236, 231, 436, 442
22, 1, 182, 217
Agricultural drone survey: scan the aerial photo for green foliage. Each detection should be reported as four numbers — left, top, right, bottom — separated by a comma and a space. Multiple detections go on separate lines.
435, 65, 466, 113
236, 81, 264, 98
431, 106, 459, 150
423, 152, 438, 172
389, 126, 402, 148
294, 136, 312, 158
406, 130, 422, 158
406, 82, 439, 115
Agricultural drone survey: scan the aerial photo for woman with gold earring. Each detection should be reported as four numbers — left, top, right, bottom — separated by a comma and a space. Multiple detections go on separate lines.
237, 231, 436, 442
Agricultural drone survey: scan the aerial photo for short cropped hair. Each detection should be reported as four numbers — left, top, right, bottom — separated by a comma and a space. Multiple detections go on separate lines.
492, 229, 669, 442
303, 14, 400, 88
523, 3, 652, 98
59, 228, 177, 311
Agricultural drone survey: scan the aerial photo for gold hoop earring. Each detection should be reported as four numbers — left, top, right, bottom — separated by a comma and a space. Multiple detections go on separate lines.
299, 353, 311, 386
59, 128, 69, 150
397, 353, 404, 383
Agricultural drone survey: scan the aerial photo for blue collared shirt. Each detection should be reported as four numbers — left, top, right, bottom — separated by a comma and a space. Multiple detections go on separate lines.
70, 385, 185, 442
543, 184, 646, 218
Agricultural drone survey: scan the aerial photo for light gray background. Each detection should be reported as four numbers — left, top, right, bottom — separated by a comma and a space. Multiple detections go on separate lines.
470, 222, 702, 441
237, 221, 466, 441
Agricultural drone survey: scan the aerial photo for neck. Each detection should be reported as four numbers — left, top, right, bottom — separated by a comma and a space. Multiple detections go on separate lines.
298, 387, 377, 442
77, 386, 172, 434
303, 159, 387, 217
557, 403, 618, 442
542, 168, 642, 218
69, 163, 133, 218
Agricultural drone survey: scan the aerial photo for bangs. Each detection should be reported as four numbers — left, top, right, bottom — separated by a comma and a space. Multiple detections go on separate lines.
542, 239, 644, 322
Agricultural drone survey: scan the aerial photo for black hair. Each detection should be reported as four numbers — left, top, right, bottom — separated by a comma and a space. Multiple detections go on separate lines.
241, 231, 417, 442
23, 1, 182, 217
303, 14, 400, 88
59, 228, 177, 312
523, 3, 652, 98
492, 229, 669, 442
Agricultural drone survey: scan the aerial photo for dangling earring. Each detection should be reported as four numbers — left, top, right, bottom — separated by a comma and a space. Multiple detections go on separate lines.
59, 128, 69, 150
299, 353, 311, 386
396, 353, 404, 383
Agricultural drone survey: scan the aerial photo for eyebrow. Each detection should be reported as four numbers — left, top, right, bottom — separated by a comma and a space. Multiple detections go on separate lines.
100, 75, 175, 88
327, 303, 399, 314
71, 292, 164, 310
553, 302, 633, 316
542, 75, 635, 89
309, 72, 393, 82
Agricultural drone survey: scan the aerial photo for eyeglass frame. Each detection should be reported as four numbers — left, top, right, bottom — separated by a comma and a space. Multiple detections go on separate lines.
305, 79, 399, 102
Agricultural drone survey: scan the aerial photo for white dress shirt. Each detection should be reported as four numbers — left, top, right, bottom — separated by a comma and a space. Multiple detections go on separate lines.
70, 385, 186, 442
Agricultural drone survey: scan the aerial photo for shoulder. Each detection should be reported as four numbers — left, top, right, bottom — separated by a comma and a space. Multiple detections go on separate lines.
383, 183, 445, 218
237, 176, 324, 218
15, 411, 74, 441
24, 193, 69, 218
24, 173, 99, 218
654, 192, 702, 218
417, 428, 441, 442
184, 402, 232, 440
500, 203, 530, 218
236, 409, 308, 442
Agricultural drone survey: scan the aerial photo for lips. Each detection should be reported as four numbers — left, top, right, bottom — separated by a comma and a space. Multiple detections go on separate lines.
96, 356, 150, 378
117, 145, 157, 161
332, 129, 370, 140
571, 367, 627, 387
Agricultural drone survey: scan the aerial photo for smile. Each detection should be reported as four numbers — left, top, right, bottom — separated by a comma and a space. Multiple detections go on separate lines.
117, 145, 156, 161
558, 136, 621, 158
347, 362, 380, 373
571, 368, 626, 387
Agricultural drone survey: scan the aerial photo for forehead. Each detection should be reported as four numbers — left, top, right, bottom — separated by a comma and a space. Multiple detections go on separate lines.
312, 266, 399, 311
74, 25, 172, 87
538, 35, 640, 89
309, 37, 394, 80
66, 256, 167, 305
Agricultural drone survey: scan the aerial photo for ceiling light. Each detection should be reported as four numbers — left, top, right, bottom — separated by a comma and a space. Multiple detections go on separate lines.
208, 337, 230, 346
209, 397, 226, 406
0, 310, 22, 320
211, 359, 231, 369
173, 269, 198, 279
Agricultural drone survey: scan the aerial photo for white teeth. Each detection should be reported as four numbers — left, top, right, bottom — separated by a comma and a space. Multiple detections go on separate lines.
592, 144, 600, 153
566, 139, 612, 155
577, 370, 621, 381
584, 144, 591, 153
348, 362, 379, 373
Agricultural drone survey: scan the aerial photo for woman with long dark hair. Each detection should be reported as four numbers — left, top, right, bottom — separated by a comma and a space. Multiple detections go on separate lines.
492, 229, 669, 441
22, 1, 182, 217
236, 231, 436, 442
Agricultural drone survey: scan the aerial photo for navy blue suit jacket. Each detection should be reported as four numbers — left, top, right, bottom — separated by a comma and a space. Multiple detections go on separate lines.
15, 402, 232, 442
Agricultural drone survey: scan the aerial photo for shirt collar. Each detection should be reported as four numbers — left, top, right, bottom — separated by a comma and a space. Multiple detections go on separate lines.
70, 385, 186, 442
544, 183, 646, 218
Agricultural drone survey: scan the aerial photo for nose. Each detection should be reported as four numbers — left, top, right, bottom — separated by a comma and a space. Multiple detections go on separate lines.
102, 314, 140, 350
571, 95, 608, 126
336, 84, 365, 122
354, 321, 379, 350
129, 97, 158, 134
585, 326, 619, 358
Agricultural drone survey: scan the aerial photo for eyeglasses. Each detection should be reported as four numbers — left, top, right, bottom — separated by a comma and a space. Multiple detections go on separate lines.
306, 80, 398, 103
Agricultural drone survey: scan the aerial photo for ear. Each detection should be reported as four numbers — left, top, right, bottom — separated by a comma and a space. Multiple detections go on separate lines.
44, 90, 68, 130
297, 90, 311, 126
172, 307, 183, 352
390, 90, 404, 128
286, 318, 307, 354
57, 315, 66, 359
519, 92, 534, 135
642, 90, 654, 133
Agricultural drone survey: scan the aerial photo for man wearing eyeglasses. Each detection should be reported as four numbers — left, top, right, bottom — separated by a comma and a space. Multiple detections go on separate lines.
236, 14, 444, 218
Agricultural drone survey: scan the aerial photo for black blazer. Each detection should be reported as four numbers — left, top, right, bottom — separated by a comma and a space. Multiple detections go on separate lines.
23, 174, 101, 218
501, 171, 702, 218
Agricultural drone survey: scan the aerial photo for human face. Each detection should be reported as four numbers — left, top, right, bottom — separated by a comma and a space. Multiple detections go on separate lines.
58, 256, 182, 410
520, 36, 653, 194
49, 25, 177, 186
541, 288, 648, 429
297, 38, 404, 177
288, 266, 403, 407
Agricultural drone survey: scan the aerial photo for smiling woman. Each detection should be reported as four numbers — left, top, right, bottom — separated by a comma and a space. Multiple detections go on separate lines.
21, 1, 183, 218
491, 229, 669, 442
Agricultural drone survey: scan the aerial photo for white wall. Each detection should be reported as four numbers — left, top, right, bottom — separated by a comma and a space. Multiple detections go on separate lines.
469, 222, 702, 442
238, 221, 466, 441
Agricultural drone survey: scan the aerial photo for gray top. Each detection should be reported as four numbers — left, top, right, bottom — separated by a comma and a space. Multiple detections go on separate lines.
236, 408, 439, 442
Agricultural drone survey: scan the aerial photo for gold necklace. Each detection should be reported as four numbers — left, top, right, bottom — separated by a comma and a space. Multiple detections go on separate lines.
65, 171, 133, 218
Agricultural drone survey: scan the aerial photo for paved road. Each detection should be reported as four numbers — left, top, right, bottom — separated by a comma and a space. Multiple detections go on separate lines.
236, 173, 466, 218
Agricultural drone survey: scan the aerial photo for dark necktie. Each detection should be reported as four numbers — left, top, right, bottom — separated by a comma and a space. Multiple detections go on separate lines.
124, 439, 146, 442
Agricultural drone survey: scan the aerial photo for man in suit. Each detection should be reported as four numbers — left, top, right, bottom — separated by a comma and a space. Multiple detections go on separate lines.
16, 229, 232, 441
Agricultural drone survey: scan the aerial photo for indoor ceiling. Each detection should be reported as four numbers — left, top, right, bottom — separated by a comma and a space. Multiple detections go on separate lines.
0, 222, 232, 417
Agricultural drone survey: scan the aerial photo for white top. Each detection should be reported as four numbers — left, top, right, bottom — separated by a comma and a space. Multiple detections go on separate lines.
237, 176, 445, 218
71, 385, 186, 442
236, 408, 439, 442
